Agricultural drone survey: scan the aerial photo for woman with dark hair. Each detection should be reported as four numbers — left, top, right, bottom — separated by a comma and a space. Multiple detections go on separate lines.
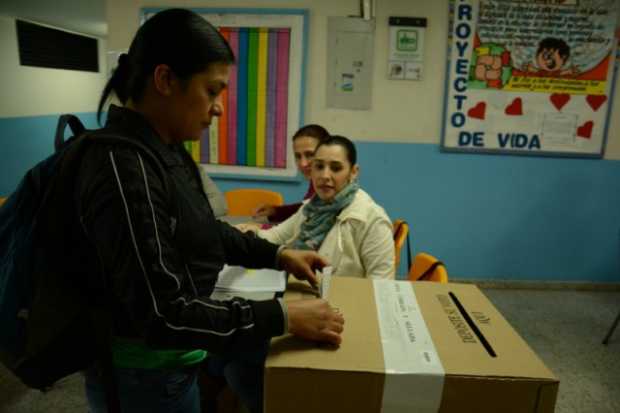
252, 124, 330, 222
79, 9, 343, 413
257, 136, 395, 279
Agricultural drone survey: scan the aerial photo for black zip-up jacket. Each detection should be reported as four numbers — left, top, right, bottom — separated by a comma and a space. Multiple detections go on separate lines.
75, 105, 284, 353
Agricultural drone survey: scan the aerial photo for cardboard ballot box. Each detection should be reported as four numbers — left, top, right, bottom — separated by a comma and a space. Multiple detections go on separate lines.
265, 278, 558, 413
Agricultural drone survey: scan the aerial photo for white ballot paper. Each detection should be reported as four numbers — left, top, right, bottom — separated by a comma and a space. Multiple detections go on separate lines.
319, 266, 333, 300
214, 265, 286, 293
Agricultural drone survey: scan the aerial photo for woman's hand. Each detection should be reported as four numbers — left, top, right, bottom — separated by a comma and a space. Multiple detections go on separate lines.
253, 204, 276, 219
278, 249, 329, 288
234, 222, 261, 233
287, 299, 344, 345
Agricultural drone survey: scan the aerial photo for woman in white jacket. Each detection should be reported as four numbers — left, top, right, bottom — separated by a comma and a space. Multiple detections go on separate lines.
258, 135, 395, 279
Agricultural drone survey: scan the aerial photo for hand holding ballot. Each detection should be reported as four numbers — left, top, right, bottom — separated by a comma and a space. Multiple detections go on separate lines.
276, 251, 343, 345
278, 248, 328, 288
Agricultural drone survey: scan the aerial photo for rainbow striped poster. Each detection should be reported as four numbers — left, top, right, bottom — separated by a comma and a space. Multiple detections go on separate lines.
185, 27, 291, 169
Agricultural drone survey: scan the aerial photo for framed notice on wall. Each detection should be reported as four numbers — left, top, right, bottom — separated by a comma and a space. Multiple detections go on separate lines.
441, 0, 619, 158
388, 17, 427, 80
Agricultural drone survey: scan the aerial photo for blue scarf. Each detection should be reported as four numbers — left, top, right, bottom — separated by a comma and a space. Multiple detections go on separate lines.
291, 181, 360, 251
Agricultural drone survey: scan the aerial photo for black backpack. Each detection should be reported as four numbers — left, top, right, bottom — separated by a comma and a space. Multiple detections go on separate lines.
0, 114, 169, 411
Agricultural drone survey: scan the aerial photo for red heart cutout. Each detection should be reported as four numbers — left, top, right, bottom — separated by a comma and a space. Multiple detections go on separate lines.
505, 98, 523, 115
550, 93, 570, 111
467, 102, 486, 120
586, 95, 607, 111
577, 121, 594, 139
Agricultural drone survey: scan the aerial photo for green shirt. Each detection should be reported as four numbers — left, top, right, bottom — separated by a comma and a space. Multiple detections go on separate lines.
112, 338, 207, 369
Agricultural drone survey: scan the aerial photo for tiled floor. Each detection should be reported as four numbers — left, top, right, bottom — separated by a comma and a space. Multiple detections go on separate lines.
483, 288, 620, 413
1, 288, 619, 413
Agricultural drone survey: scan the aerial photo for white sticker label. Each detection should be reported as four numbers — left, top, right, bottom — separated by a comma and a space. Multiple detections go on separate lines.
319, 266, 333, 300
373, 280, 445, 413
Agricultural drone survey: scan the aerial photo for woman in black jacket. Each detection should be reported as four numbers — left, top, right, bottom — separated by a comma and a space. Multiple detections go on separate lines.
80, 8, 343, 413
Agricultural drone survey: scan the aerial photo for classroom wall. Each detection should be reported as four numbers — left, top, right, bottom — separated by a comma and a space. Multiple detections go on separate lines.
106, 0, 620, 157
1, 1, 618, 282
0, 15, 107, 191
105, 0, 459, 145
0, 16, 107, 118
105, 0, 620, 282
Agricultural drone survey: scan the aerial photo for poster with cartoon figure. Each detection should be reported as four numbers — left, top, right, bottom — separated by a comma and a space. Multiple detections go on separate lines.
442, 0, 619, 157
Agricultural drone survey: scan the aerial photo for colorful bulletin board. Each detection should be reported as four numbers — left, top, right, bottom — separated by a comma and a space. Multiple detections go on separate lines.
142, 9, 307, 179
442, 0, 619, 157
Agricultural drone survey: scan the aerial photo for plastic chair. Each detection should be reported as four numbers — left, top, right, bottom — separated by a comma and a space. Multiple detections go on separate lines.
408, 252, 448, 283
224, 189, 284, 216
603, 310, 619, 345
392, 220, 410, 270
602, 229, 620, 344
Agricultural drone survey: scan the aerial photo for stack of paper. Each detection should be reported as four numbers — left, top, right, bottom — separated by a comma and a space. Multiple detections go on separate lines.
213, 266, 286, 300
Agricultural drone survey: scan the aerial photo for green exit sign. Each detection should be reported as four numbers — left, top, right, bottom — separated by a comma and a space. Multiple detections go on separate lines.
397, 30, 418, 51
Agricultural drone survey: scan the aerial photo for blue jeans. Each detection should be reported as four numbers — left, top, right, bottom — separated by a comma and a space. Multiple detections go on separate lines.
84, 365, 200, 413
205, 341, 270, 413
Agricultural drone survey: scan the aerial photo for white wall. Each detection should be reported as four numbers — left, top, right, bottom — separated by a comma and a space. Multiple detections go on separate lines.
106, 0, 620, 159
0, 15, 107, 118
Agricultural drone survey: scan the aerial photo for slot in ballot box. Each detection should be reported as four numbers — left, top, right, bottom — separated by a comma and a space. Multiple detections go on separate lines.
265, 277, 558, 413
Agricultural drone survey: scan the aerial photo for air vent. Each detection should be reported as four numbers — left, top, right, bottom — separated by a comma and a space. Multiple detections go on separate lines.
16, 20, 99, 72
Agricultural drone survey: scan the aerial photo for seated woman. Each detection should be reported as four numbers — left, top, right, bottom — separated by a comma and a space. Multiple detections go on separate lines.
253, 124, 329, 222
257, 135, 395, 279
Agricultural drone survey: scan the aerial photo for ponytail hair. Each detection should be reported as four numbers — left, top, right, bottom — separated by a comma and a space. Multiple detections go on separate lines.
97, 8, 235, 124
98, 54, 130, 118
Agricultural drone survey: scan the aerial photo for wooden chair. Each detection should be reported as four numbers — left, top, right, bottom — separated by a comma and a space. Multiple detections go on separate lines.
224, 189, 284, 216
408, 252, 448, 283
0, 197, 6, 207
392, 220, 410, 271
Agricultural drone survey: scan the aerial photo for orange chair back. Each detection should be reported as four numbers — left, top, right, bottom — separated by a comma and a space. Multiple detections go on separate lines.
0, 197, 6, 207
408, 252, 448, 283
392, 220, 409, 270
224, 189, 284, 216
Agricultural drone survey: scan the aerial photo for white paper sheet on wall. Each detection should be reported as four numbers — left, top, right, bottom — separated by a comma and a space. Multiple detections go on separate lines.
326, 17, 375, 110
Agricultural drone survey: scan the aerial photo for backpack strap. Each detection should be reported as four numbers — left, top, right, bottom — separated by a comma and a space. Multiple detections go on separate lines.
55, 114, 86, 152
60, 132, 177, 413
88, 133, 178, 223
88, 134, 179, 413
